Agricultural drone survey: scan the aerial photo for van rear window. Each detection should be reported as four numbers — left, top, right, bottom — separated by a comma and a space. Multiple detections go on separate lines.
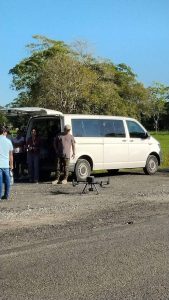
72, 119, 125, 138
72, 119, 101, 137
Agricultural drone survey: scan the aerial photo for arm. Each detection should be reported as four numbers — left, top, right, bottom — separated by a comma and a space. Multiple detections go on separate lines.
9, 150, 13, 170
71, 138, 76, 159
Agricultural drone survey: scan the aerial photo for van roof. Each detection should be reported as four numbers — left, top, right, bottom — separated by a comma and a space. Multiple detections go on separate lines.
30, 114, 137, 122
0, 107, 137, 122
64, 114, 137, 121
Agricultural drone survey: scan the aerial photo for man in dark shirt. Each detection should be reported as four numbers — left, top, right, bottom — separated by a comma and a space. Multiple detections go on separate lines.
26, 128, 41, 183
52, 125, 75, 184
12, 129, 25, 180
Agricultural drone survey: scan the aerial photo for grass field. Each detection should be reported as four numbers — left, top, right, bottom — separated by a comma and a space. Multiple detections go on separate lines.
151, 131, 169, 168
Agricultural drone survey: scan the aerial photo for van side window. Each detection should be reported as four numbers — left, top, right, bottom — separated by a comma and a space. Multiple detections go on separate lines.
102, 120, 126, 137
127, 120, 145, 138
72, 119, 101, 137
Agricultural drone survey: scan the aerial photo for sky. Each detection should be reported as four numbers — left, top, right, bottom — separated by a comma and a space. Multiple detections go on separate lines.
1, 0, 169, 106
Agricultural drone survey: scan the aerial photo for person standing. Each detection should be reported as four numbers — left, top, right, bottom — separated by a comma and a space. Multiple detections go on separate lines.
0, 126, 13, 200
52, 124, 75, 184
12, 129, 25, 180
26, 128, 40, 183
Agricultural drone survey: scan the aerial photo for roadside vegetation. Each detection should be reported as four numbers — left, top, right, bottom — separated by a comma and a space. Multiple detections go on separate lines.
151, 131, 169, 168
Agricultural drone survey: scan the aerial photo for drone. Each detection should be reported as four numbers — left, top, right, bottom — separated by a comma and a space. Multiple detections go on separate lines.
72, 176, 110, 194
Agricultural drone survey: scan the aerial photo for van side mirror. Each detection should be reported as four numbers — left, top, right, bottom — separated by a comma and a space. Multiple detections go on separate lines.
140, 132, 149, 139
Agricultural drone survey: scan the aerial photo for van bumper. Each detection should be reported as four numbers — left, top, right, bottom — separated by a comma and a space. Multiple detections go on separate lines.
159, 150, 163, 165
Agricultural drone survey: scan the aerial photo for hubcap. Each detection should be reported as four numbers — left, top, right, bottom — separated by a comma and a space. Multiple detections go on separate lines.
78, 165, 88, 177
149, 159, 157, 171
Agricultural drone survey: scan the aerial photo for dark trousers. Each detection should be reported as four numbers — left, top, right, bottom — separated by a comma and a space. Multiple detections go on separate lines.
27, 152, 39, 182
56, 157, 70, 180
13, 153, 25, 178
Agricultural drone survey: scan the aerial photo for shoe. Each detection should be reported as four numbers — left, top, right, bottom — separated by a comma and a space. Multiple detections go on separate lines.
1, 195, 8, 200
52, 179, 59, 185
62, 179, 68, 184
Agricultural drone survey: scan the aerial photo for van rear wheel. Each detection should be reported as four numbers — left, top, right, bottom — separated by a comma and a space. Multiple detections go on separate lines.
143, 155, 158, 175
75, 159, 91, 181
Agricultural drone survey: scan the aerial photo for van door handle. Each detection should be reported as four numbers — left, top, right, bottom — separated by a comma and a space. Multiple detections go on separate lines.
122, 139, 127, 142
130, 140, 134, 142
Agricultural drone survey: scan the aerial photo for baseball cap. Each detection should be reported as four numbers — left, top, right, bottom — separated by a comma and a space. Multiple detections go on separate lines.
64, 124, 71, 130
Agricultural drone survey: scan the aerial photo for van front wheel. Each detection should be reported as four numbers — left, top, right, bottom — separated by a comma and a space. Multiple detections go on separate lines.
143, 155, 158, 175
75, 159, 91, 181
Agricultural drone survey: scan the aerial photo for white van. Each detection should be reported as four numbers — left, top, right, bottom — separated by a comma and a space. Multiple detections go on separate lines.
1, 107, 162, 180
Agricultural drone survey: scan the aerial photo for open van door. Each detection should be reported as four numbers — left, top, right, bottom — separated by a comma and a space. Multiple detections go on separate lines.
0, 107, 63, 117
1, 107, 64, 180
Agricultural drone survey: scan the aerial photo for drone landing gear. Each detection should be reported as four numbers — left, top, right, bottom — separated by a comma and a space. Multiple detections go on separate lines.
81, 181, 99, 194
72, 176, 110, 195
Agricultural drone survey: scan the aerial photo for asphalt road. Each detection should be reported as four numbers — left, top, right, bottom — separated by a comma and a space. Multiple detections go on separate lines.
1, 169, 169, 300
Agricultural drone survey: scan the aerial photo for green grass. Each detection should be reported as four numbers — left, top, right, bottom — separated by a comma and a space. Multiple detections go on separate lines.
151, 131, 169, 168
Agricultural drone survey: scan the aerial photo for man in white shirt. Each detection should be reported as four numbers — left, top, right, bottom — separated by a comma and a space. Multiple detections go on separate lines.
0, 126, 13, 200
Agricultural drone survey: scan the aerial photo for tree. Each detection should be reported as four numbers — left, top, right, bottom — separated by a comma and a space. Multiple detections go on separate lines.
0, 112, 7, 125
33, 53, 98, 113
113, 63, 150, 119
9, 35, 150, 119
9, 35, 71, 107
147, 82, 169, 132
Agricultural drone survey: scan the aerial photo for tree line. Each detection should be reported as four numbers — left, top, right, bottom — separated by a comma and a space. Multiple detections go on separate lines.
1, 35, 169, 130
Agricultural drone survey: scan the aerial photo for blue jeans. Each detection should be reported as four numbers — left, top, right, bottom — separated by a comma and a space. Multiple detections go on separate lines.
0, 168, 10, 199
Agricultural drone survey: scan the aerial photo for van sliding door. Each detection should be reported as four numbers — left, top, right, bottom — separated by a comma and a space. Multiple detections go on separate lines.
103, 119, 129, 168
71, 119, 104, 170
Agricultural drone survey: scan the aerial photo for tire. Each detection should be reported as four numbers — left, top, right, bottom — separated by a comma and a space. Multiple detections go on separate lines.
143, 155, 158, 175
107, 169, 119, 175
75, 159, 91, 181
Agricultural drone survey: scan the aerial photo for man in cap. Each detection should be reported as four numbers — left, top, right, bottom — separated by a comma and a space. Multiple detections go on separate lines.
52, 124, 75, 184
0, 126, 13, 200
